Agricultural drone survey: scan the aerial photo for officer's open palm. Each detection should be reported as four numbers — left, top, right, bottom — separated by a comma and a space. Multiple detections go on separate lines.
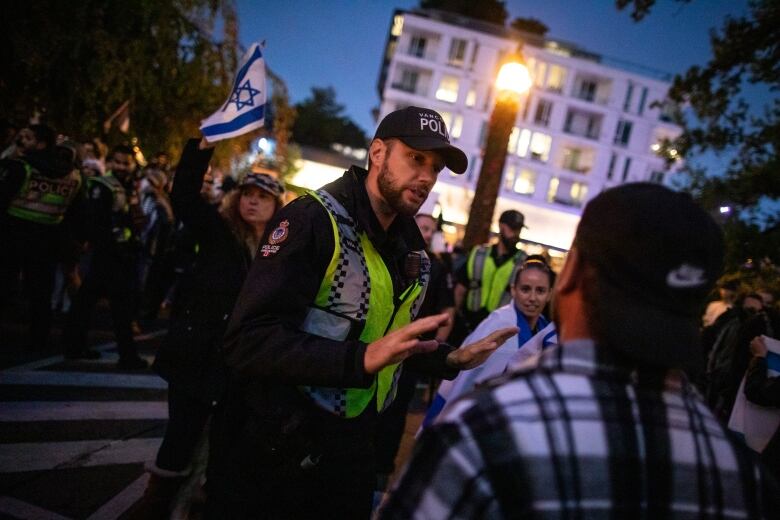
446, 327, 519, 370
364, 313, 450, 374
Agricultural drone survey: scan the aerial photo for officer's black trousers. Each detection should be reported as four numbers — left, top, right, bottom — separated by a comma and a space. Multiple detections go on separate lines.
63, 252, 139, 360
205, 389, 376, 519
155, 384, 212, 472
0, 233, 57, 349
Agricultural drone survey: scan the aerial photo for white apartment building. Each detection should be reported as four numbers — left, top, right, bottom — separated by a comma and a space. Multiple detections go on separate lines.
376, 9, 682, 251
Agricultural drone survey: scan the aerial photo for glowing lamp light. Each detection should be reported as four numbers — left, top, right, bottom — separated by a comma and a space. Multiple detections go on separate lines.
256, 137, 272, 155
495, 61, 532, 95
651, 143, 661, 152
719, 206, 731, 215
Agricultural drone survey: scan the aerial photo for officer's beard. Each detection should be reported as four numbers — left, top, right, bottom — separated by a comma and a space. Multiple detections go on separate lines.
500, 233, 519, 252
377, 161, 425, 217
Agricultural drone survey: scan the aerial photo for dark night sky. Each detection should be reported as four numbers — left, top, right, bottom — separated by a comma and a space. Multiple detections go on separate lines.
235, 0, 749, 133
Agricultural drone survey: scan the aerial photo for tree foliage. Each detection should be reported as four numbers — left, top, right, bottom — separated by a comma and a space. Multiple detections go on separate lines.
510, 17, 549, 36
0, 0, 240, 160
419, 0, 508, 25
617, 0, 780, 269
292, 87, 367, 150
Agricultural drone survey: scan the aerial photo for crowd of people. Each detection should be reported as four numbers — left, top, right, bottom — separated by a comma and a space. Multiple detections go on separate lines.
2, 105, 780, 519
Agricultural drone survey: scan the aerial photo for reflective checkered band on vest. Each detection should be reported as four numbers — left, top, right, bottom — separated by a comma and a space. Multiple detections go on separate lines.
300, 189, 430, 418
316, 189, 371, 321
7, 162, 82, 225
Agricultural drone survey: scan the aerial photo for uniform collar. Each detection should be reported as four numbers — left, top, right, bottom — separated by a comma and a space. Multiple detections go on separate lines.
322, 166, 426, 252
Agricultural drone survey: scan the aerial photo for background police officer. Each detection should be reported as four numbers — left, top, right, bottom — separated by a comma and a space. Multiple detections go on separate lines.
0, 124, 83, 350
63, 144, 148, 369
451, 209, 528, 345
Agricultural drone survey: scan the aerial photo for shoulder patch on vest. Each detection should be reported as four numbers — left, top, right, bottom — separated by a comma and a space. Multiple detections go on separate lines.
268, 220, 289, 245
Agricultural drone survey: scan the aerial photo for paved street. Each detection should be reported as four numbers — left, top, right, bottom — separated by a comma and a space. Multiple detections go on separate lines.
0, 330, 171, 519
0, 305, 428, 519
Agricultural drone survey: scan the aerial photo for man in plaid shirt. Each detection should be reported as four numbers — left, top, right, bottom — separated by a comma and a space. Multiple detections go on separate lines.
381, 183, 780, 519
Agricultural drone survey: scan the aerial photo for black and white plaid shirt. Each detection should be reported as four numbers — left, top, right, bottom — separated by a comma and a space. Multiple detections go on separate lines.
381, 340, 779, 519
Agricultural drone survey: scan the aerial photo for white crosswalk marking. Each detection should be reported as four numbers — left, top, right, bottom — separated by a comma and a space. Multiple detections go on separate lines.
0, 371, 167, 389
0, 401, 167, 422
86, 474, 149, 520
1, 332, 170, 518
0, 438, 161, 473
0, 496, 73, 520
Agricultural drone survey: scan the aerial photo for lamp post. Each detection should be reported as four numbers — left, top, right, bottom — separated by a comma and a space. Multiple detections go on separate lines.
462, 55, 531, 250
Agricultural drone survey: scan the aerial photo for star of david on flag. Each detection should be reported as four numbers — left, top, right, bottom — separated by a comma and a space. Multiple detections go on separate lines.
201, 42, 267, 143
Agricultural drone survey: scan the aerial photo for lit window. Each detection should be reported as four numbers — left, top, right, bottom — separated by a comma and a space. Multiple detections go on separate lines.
570, 182, 588, 205
503, 164, 516, 190
546, 65, 567, 93
516, 129, 531, 157
547, 177, 559, 203
528, 58, 547, 88
465, 85, 477, 107
391, 15, 404, 37
513, 168, 536, 195
435, 75, 460, 103
529, 132, 552, 162
448, 38, 467, 67
440, 112, 463, 139
507, 127, 520, 154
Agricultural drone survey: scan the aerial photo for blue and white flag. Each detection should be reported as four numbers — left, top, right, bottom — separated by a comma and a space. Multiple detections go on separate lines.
200, 42, 267, 143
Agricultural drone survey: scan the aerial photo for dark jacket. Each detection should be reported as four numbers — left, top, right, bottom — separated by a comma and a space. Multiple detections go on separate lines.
221, 167, 456, 409
153, 139, 252, 405
207, 167, 458, 511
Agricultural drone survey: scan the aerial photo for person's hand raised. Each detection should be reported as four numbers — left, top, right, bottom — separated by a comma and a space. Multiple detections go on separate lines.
445, 327, 519, 370
363, 313, 450, 374
750, 336, 768, 358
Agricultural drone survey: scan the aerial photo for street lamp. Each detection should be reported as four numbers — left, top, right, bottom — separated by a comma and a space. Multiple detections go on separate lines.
462, 53, 531, 250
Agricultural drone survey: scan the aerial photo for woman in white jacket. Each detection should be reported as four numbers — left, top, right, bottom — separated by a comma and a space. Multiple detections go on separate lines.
423, 256, 557, 426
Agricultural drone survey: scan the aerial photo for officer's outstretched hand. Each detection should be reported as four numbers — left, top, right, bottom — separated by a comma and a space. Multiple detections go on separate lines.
445, 327, 519, 370
364, 313, 450, 374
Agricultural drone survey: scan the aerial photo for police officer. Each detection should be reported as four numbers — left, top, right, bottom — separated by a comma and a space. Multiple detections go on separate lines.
205, 106, 517, 519
0, 124, 83, 350
63, 144, 148, 369
452, 209, 528, 344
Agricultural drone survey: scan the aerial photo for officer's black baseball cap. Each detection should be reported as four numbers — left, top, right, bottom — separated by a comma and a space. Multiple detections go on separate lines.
373, 106, 468, 174
499, 209, 526, 231
573, 183, 724, 373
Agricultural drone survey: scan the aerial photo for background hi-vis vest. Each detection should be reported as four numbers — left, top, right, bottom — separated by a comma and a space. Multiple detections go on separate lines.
465, 245, 526, 312
7, 162, 82, 225
299, 189, 430, 418
86, 173, 133, 243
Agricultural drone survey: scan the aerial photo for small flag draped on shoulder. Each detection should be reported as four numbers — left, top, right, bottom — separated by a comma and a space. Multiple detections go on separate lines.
200, 42, 267, 143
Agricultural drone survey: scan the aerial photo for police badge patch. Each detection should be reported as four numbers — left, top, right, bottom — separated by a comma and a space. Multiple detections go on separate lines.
260, 220, 289, 257
268, 220, 289, 245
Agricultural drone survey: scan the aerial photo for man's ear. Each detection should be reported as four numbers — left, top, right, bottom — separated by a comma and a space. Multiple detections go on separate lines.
368, 138, 386, 169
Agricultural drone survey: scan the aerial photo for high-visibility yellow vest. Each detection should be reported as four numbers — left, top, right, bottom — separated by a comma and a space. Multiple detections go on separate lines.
299, 189, 430, 418
86, 173, 133, 243
7, 161, 82, 225
465, 245, 526, 312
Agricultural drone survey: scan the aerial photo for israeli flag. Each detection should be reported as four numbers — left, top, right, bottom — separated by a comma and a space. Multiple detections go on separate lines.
200, 42, 266, 143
